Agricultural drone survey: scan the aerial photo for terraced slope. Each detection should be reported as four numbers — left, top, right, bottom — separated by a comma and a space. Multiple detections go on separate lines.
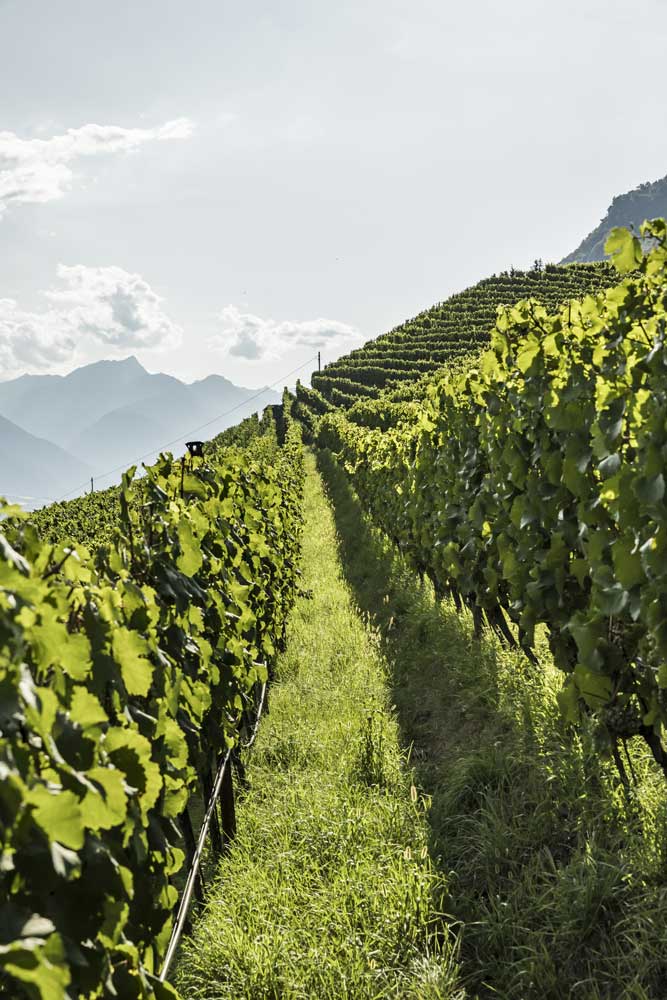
309, 261, 616, 408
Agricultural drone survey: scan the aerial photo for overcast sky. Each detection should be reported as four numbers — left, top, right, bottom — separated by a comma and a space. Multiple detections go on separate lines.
1, 0, 667, 388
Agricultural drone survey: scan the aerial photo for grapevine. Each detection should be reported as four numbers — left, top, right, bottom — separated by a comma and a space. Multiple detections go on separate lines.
318, 221, 667, 777
0, 407, 304, 999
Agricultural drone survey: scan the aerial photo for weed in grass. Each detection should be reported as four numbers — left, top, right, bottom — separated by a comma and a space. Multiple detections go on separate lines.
354, 707, 392, 789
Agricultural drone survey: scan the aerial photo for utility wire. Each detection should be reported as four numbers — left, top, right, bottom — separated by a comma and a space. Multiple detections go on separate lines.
0, 492, 57, 503
52, 355, 318, 503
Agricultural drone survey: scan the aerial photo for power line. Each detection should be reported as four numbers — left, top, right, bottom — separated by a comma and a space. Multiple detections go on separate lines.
53, 355, 317, 503
0, 492, 57, 503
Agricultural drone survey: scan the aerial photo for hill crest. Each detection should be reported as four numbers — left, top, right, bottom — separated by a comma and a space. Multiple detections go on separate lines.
562, 175, 667, 264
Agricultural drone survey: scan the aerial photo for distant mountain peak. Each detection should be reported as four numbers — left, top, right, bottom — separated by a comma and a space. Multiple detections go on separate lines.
0, 357, 280, 504
192, 373, 235, 387
562, 173, 667, 264
73, 354, 145, 373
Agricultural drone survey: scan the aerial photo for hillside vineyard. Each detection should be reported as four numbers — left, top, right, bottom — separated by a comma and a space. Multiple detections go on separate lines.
6, 225, 667, 999
314, 222, 667, 780
307, 261, 616, 407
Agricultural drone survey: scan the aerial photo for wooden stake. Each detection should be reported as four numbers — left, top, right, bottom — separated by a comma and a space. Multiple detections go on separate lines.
220, 761, 236, 848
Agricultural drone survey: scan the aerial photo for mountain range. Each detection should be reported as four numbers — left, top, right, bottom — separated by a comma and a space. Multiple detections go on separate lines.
0, 357, 279, 507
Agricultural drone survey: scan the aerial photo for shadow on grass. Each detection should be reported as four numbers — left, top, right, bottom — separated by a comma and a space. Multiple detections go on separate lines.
317, 447, 667, 1000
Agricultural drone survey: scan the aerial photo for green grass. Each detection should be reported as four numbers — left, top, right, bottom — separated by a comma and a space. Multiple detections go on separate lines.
176, 448, 667, 999
174, 452, 463, 1000
317, 449, 667, 1000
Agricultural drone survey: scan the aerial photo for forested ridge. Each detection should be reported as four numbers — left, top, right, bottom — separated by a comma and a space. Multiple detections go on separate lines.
563, 174, 667, 264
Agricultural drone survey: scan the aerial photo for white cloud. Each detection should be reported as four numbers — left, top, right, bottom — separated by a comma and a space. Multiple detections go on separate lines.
0, 265, 181, 377
46, 265, 182, 349
0, 118, 193, 217
0, 298, 75, 373
211, 304, 362, 361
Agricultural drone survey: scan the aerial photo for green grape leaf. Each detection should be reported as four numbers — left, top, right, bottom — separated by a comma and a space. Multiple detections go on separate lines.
0, 940, 70, 1000
182, 473, 208, 500
70, 688, 108, 730
176, 517, 203, 576
28, 788, 84, 850
80, 767, 127, 830
515, 339, 540, 373
605, 227, 643, 273
612, 537, 644, 590
635, 472, 665, 505
111, 629, 154, 697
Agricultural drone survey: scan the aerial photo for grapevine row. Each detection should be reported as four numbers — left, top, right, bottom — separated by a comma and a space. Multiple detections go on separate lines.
0, 408, 304, 999
319, 222, 667, 777
29, 410, 275, 549
306, 260, 618, 408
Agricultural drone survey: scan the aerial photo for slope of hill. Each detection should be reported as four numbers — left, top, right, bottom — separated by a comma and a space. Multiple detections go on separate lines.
0, 358, 280, 492
309, 261, 616, 407
562, 175, 667, 264
0, 415, 91, 505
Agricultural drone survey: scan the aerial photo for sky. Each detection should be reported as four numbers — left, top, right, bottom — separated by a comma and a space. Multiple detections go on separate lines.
1, 0, 667, 388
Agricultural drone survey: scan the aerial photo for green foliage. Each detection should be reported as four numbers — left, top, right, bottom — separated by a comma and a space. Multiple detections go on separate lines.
319, 221, 667, 774
294, 380, 333, 416
319, 446, 667, 998
0, 419, 304, 999
304, 261, 616, 417
27, 413, 269, 549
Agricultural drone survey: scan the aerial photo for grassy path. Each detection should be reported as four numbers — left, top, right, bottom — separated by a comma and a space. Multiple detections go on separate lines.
316, 450, 667, 1000
175, 453, 462, 1000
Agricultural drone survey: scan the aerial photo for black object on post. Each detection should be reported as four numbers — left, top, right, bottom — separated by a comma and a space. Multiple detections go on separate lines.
186, 441, 205, 458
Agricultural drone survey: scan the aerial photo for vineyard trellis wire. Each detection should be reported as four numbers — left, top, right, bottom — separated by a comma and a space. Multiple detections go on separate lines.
159, 676, 268, 981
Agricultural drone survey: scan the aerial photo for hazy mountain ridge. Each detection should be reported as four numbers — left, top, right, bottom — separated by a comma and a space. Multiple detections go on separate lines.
68, 372, 269, 471
0, 415, 92, 504
562, 174, 667, 264
0, 357, 280, 505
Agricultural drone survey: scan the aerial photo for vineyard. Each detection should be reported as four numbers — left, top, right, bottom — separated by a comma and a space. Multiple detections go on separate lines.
5, 224, 667, 999
305, 260, 617, 408
317, 222, 667, 777
28, 411, 274, 550
0, 403, 304, 999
